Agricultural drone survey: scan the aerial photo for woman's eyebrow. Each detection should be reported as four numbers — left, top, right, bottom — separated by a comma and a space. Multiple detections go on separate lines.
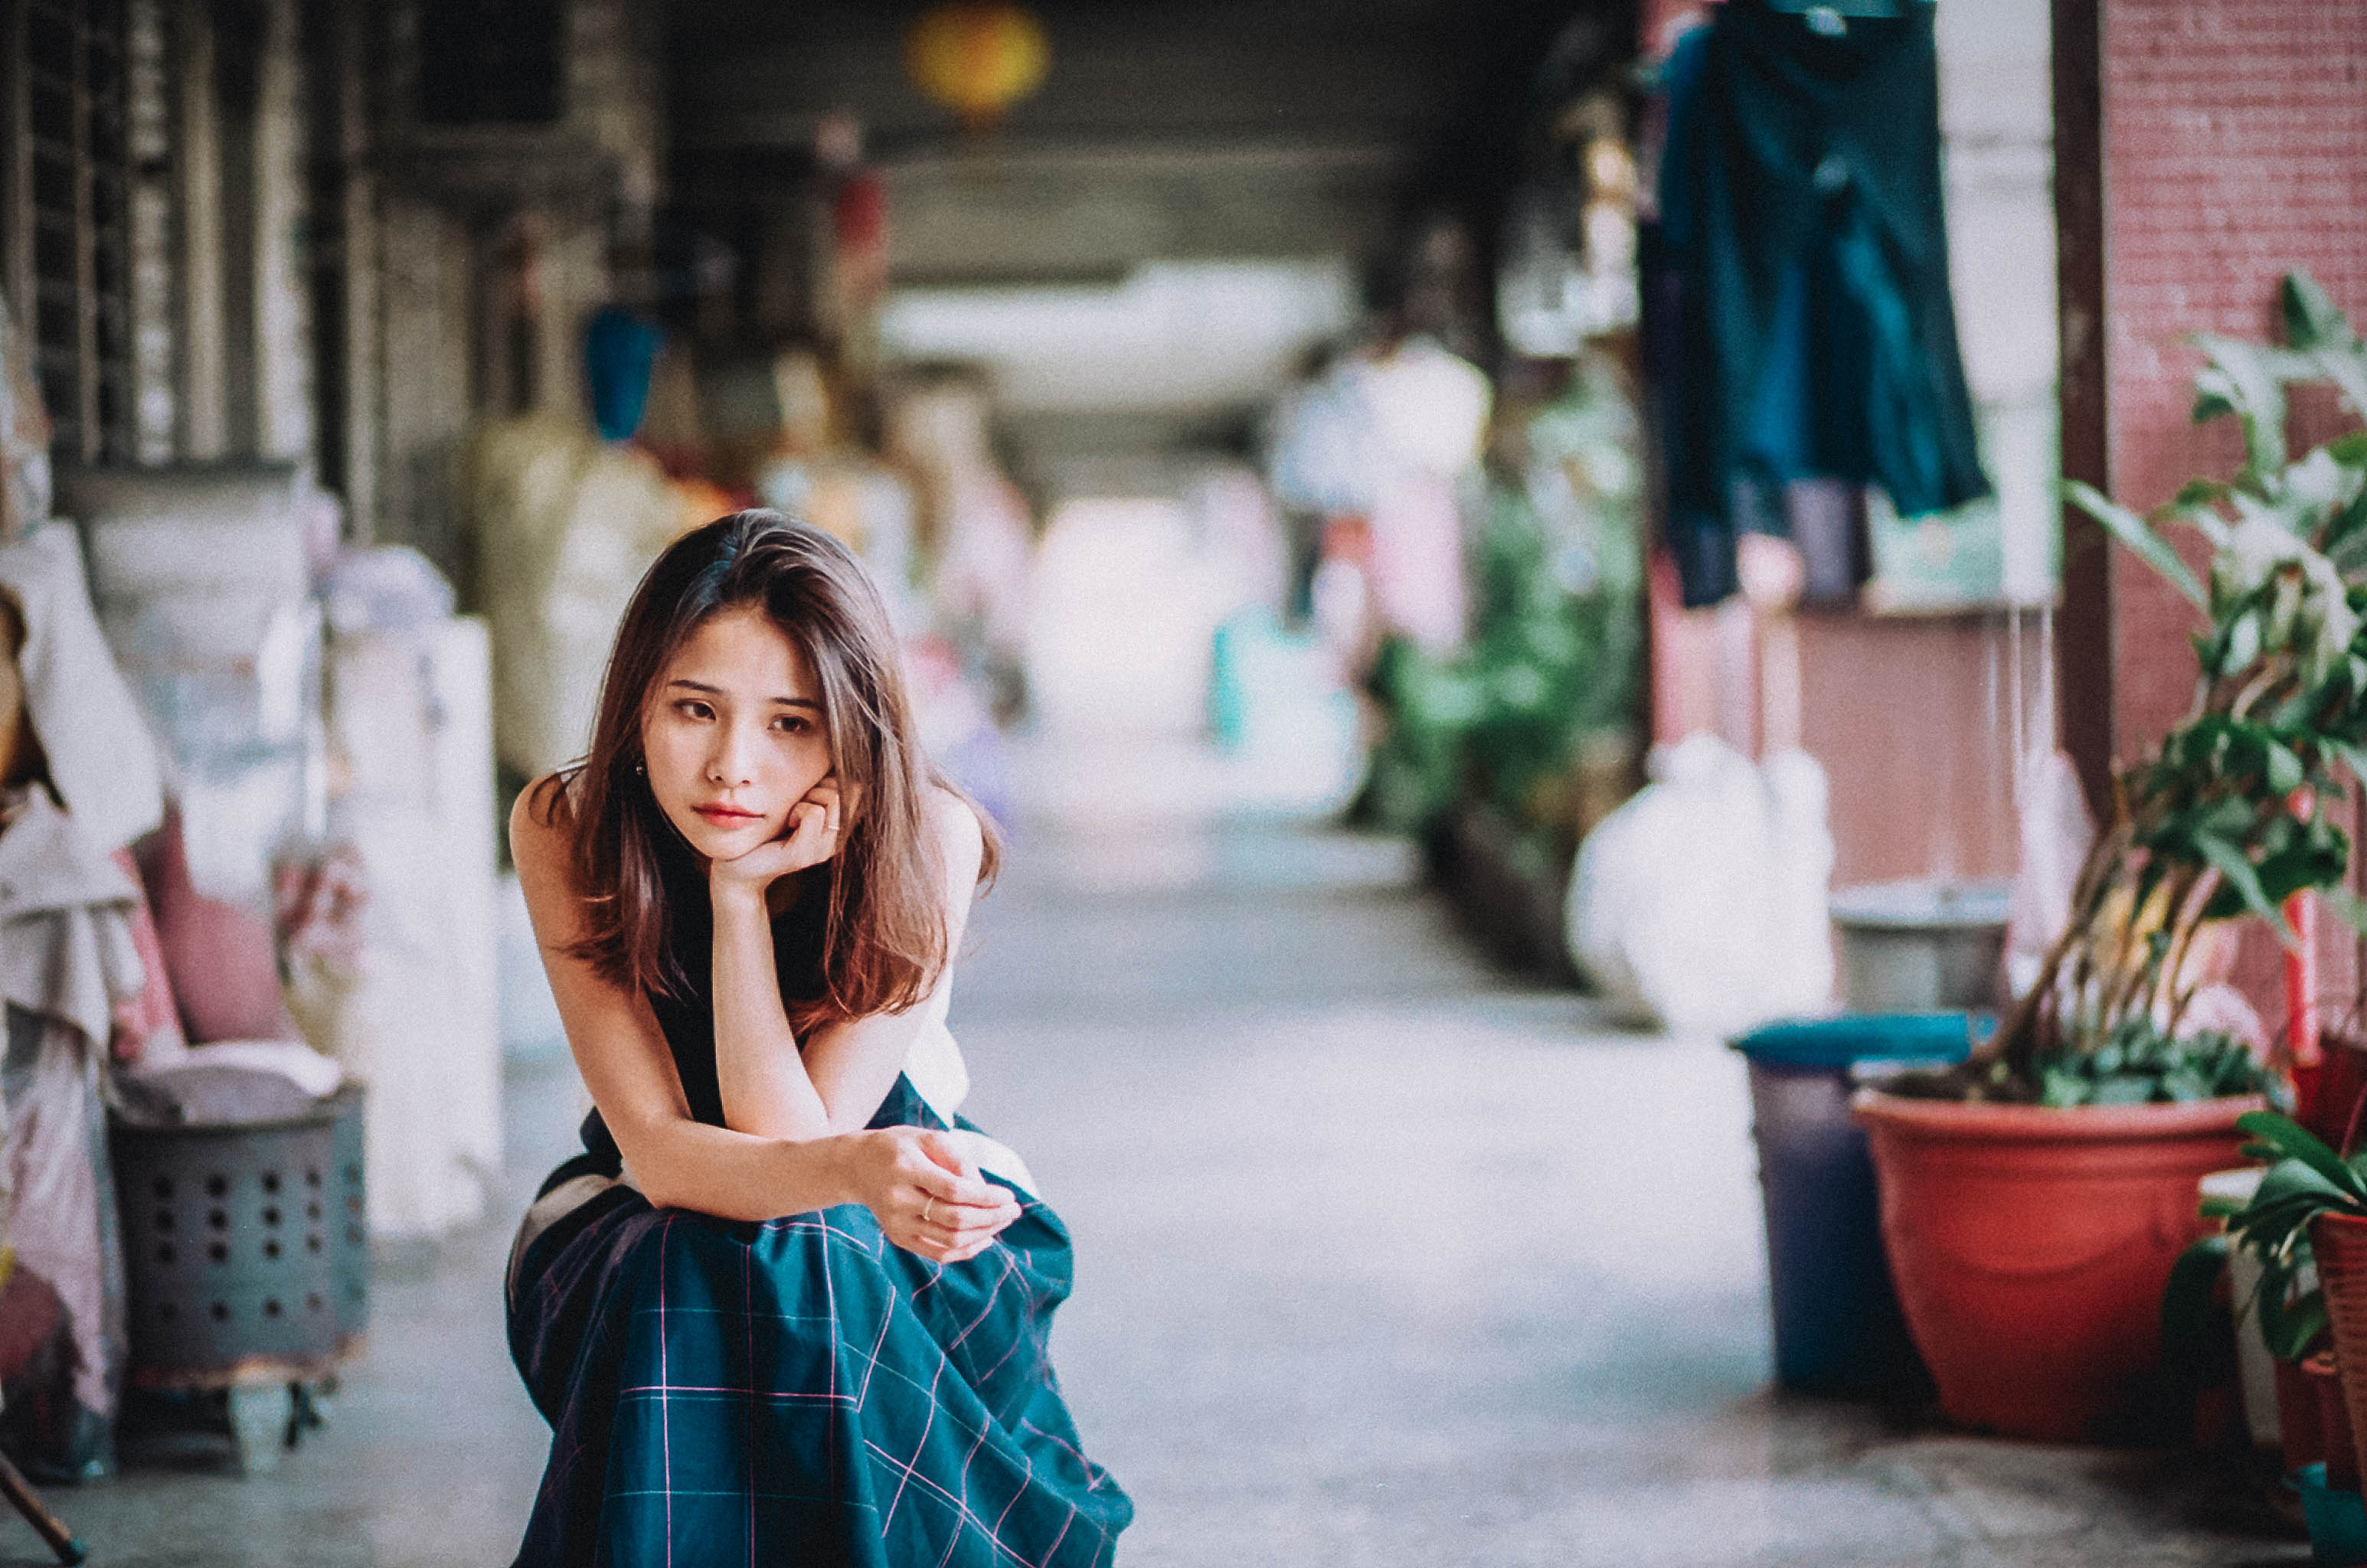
666, 678, 820, 710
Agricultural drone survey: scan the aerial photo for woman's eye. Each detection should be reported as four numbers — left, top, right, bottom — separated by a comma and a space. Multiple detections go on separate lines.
772, 715, 809, 735
675, 700, 713, 720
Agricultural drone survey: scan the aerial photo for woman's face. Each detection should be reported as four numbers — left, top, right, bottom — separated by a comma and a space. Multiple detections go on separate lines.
640, 605, 835, 863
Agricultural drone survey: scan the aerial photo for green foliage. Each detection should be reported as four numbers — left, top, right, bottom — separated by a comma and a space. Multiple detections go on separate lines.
2064, 479, 2205, 608
2060, 273, 2367, 943
2159, 1233, 2239, 1402
1367, 638, 1483, 828
1368, 355, 1644, 833
2024, 1022, 2277, 1108
2215, 1109, 2367, 1361
1993, 272, 2367, 1083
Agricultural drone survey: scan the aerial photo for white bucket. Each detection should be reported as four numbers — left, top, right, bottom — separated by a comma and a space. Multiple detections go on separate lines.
2201, 1166, 2277, 1449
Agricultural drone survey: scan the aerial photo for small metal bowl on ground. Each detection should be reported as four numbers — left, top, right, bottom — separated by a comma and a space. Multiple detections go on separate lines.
109, 1083, 367, 1474
1828, 880, 2012, 1013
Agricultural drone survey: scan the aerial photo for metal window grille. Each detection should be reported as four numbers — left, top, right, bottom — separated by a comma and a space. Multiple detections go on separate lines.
2, 0, 135, 466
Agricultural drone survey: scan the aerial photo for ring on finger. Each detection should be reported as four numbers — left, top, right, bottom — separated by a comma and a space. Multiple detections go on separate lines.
921, 1195, 936, 1225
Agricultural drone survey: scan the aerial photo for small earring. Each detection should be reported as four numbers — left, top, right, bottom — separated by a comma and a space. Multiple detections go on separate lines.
633, 760, 646, 776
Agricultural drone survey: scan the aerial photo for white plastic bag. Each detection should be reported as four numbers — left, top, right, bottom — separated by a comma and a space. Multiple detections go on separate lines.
1564, 733, 1836, 1035
2000, 749, 2095, 1001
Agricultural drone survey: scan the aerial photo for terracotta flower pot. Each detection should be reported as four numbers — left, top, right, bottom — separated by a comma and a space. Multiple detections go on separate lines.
2282, 1354, 2333, 1472
2311, 1213, 2367, 1486
1852, 1091, 2258, 1440
2306, 1350, 2363, 1490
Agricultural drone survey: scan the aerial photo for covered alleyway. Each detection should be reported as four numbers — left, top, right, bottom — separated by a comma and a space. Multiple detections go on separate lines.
19, 746, 2301, 1568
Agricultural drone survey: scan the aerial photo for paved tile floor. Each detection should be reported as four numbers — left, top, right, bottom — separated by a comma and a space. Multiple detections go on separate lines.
9, 786, 2315, 1566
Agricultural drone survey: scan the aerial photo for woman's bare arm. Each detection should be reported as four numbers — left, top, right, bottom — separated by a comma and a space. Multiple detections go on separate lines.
798, 789, 986, 1127
706, 783, 985, 1138
509, 781, 1012, 1253
707, 873, 832, 1138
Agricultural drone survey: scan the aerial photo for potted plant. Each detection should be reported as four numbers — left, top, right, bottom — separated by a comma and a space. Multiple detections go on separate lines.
1854, 272, 2367, 1439
1367, 353, 1646, 968
2215, 1110, 2367, 1521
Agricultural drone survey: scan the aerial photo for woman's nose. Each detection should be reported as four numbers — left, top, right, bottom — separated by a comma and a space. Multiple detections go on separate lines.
707, 721, 757, 787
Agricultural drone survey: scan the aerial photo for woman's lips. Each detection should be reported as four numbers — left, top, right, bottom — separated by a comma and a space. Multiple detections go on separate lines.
694, 803, 762, 825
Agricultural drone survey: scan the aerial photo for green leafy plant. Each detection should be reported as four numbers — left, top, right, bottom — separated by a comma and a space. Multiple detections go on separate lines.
1968, 273, 2367, 1096
1368, 354, 1643, 835
2211, 1108, 2367, 1361
1994, 1021, 2277, 1108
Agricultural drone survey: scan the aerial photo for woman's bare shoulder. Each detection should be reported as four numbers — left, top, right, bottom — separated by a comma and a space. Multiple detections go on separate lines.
508, 773, 580, 890
924, 783, 985, 870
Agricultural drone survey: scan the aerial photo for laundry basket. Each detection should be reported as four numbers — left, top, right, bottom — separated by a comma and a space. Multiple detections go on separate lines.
108, 1083, 367, 1470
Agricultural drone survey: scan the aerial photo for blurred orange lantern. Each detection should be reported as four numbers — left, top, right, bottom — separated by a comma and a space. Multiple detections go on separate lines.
904, 2, 1049, 130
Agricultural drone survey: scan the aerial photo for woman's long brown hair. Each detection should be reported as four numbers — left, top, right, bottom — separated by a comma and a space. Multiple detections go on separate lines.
530, 510, 999, 1028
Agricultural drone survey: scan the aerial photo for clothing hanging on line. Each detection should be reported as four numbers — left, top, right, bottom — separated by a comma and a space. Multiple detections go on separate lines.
1655, 0, 1988, 608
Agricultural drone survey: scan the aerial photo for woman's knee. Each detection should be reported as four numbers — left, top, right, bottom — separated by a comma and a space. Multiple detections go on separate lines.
634, 1207, 761, 1282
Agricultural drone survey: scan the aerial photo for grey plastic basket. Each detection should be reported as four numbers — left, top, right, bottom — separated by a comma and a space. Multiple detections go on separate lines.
109, 1083, 368, 1387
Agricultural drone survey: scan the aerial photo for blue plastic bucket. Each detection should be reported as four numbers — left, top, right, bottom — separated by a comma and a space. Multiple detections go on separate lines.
1733, 1013, 1976, 1396
2294, 1462, 2367, 1565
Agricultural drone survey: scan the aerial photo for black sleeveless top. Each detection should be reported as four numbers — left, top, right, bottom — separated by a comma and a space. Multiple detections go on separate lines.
576, 835, 834, 1174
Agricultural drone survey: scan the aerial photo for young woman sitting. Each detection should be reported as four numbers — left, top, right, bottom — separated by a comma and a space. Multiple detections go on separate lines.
505, 511, 1130, 1566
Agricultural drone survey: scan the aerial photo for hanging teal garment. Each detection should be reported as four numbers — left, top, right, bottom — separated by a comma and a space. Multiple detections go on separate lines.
1656, 0, 1988, 607
584, 307, 661, 443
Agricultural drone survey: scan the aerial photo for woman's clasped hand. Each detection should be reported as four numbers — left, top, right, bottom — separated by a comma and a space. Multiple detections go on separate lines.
840, 1124, 1022, 1266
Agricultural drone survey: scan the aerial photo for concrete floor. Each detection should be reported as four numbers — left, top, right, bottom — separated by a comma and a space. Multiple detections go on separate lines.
11, 764, 2315, 1566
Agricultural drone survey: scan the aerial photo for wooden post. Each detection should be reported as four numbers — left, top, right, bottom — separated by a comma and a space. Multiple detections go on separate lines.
2052, 0, 2113, 822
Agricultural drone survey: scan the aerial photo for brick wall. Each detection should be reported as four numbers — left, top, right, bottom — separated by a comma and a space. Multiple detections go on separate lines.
2099, 0, 2367, 1031
2103, 0, 2367, 750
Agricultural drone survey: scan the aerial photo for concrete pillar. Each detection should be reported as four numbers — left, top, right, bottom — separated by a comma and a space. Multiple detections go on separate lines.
378, 192, 474, 567
175, 0, 225, 459
252, 0, 312, 464
313, 0, 383, 539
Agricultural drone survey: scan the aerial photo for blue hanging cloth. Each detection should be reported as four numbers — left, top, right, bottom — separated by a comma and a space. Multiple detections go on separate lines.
584, 305, 662, 443
1655, 0, 1989, 607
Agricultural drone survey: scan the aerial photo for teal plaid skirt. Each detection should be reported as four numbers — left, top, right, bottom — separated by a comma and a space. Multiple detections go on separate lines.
506, 1080, 1130, 1566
